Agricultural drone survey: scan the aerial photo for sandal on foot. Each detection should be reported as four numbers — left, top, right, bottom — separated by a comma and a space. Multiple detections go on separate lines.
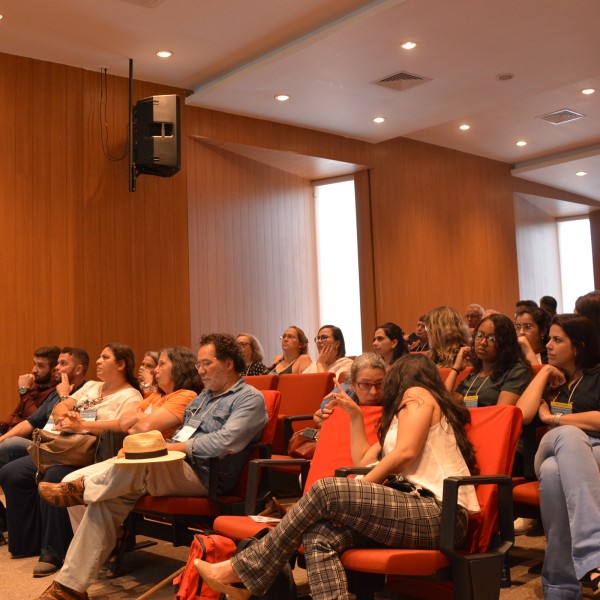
193, 559, 251, 600
105, 519, 132, 579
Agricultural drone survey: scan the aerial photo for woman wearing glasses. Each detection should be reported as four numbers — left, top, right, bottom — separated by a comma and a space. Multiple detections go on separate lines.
445, 313, 531, 407
515, 307, 551, 365
236, 334, 270, 376
268, 326, 312, 375
313, 353, 386, 428
303, 325, 352, 376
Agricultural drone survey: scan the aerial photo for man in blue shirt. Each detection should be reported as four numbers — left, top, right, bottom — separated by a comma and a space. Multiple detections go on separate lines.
36, 333, 268, 600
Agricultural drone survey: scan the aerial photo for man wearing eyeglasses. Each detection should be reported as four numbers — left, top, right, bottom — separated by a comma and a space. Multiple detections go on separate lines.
36, 333, 268, 600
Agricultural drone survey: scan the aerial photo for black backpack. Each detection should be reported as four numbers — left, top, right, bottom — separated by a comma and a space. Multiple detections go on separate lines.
233, 528, 298, 600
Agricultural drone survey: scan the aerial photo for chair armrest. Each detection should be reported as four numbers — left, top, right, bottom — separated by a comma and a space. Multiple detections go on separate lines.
283, 415, 316, 448
334, 466, 374, 477
245, 458, 312, 514
439, 474, 514, 557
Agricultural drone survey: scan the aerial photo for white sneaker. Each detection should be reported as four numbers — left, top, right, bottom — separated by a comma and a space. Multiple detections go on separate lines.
514, 517, 537, 535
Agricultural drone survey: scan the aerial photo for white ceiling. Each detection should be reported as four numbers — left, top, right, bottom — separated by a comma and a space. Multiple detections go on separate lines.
1, 0, 599, 208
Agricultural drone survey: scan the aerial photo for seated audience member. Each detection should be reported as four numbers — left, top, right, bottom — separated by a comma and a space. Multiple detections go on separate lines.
138, 351, 159, 396
313, 353, 386, 428
0, 343, 142, 577
447, 313, 531, 407
408, 315, 429, 352
79, 345, 203, 579
426, 306, 471, 368
515, 306, 551, 365
464, 304, 484, 333
372, 322, 409, 370
575, 290, 600, 339
515, 314, 600, 598
236, 333, 270, 376
194, 354, 480, 600
0, 345, 60, 435
304, 325, 352, 376
0, 347, 88, 546
268, 326, 312, 375
35, 334, 268, 600
540, 295, 558, 317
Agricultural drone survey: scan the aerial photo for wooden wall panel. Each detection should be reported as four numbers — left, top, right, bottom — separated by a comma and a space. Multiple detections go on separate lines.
589, 210, 600, 291
0, 52, 190, 420
187, 140, 319, 362
514, 195, 562, 310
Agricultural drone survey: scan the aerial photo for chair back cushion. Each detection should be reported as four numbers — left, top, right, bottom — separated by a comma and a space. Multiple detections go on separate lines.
258, 390, 281, 446
244, 374, 279, 390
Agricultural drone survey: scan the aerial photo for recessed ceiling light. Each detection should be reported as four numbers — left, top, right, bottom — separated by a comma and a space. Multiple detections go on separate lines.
372, 116, 386, 124
515, 140, 527, 147
401, 41, 417, 50
274, 94, 290, 102
581, 88, 596, 95
459, 124, 470, 131
576, 171, 588, 176
156, 50, 173, 58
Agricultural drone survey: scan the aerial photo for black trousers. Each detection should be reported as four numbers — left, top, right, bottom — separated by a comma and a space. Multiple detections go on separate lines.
0, 455, 77, 559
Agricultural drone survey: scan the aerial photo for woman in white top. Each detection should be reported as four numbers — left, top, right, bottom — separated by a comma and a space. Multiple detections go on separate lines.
195, 354, 480, 600
303, 325, 353, 376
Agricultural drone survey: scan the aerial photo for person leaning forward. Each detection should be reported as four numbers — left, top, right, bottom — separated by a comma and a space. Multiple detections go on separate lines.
35, 333, 268, 600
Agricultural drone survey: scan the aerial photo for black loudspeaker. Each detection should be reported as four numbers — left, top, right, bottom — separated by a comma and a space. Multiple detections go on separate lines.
134, 94, 181, 177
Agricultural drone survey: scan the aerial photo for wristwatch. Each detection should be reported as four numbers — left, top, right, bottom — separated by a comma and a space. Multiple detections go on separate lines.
18, 386, 30, 395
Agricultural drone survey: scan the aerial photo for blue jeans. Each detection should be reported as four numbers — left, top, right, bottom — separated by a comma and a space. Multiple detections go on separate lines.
0, 436, 31, 469
535, 426, 600, 599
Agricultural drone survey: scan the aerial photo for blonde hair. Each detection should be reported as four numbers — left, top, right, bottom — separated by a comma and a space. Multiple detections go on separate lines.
425, 306, 470, 367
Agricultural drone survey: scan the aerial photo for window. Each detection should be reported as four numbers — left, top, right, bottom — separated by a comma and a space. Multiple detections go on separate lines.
557, 217, 594, 312
314, 178, 362, 355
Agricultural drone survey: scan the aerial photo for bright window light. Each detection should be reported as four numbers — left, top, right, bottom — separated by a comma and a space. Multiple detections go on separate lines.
557, 218, 594, 311
314, 179, 362, 355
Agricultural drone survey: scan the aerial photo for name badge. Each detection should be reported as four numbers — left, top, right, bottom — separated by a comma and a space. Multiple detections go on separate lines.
464, 395, 478, 408
43, 417, 56, 432
550, 401, 573, 416
80, 409, 98, 421
172, 418, 201, 442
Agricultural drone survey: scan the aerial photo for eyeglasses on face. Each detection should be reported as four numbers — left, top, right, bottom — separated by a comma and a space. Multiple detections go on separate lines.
515, 323, 535, 331
355, 380, 384, 391
314, 335, 332, 343
237, 341, 251, 348
465, 313, 481, 319
474, 331, 496, 344
198, 359, 216, 369
280, 334, 298, 341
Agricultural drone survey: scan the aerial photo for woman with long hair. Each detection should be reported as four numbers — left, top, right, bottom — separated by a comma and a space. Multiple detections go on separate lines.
516, 314, 600, 598
425, 306, 470, 368
195, 354, 480, 600
372, 322, 409, 369
446, 313, 531, 407
236, 334, 270, 376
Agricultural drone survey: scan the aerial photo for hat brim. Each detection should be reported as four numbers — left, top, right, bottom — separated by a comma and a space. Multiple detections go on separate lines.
108, 450, 186, 465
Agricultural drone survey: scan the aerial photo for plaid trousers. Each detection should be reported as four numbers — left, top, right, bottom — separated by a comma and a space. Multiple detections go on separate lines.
231, 476, 468, 600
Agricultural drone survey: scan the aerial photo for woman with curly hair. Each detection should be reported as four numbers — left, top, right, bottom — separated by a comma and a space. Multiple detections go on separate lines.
195, 354, 480, 600
425, 306, 471, 368
268, 326, 312, 375
447, 313, 532, 407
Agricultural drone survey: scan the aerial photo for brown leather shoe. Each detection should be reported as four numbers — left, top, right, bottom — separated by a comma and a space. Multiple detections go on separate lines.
38, 477, 85, 508
35, 581, 88, 599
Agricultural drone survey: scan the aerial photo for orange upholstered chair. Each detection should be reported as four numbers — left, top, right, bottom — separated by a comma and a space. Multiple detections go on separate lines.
132, 389, 281, 546
272, 372, 335, 454
244, 374, 278, 390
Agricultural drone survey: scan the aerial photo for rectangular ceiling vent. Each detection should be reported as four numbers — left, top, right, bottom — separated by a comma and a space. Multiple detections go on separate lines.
537, 109, 584, 125
116, 0, 165, 7
373, 71, 432, 92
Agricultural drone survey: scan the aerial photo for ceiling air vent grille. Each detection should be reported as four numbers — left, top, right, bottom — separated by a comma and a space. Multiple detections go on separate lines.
373, 71, 432, 92
537, 109, 584, 125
